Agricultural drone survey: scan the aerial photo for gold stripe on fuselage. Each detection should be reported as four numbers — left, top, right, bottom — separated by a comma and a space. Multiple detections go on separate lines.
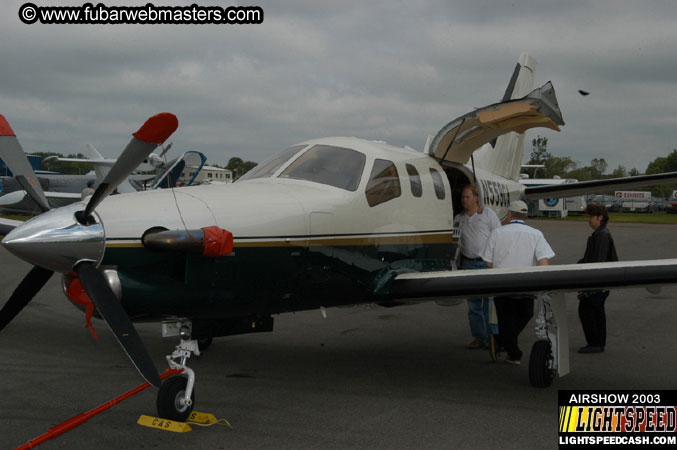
105, 232, 454, 249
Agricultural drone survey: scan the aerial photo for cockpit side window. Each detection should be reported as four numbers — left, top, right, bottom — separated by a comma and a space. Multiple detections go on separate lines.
430, 168, 446, 200
279, 145, 366, 191
365, 159, 401, 207
406, 164, 422, 198
238, 145, 306, 181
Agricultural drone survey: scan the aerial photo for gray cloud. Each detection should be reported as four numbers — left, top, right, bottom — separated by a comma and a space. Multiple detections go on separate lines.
1, 0, 676, 174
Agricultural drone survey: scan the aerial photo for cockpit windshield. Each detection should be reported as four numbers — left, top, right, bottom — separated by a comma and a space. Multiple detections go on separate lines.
279, 145, 366, 191
238, 145, 307, 181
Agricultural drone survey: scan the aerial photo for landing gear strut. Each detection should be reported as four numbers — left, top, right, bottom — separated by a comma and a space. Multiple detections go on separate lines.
529, 293, 569, 387
158, 321, 199, 421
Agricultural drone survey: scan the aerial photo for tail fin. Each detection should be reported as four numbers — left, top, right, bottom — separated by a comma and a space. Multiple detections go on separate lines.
86, 144, 105, 160
473, 53, 536, 181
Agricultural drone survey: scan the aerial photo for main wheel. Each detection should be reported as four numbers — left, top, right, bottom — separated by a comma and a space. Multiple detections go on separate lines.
529, 340, 555, 388
197, 336, 213, 352
157, 375, 195, 422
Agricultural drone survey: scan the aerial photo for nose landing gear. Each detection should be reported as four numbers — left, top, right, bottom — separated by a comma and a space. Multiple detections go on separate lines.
158, 322, 199, 421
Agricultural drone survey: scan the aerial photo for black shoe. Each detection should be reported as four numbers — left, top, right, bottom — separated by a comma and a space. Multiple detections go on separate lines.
578, 345, 604, 354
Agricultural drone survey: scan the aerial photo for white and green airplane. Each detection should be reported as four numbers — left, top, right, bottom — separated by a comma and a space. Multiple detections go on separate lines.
2, 54, 677, 421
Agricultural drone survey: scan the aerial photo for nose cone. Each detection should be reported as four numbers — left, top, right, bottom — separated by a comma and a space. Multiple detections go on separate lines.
2, 203, 105, 272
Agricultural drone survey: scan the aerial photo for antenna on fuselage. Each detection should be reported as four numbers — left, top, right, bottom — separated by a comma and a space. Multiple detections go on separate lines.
424, 135, 432, 155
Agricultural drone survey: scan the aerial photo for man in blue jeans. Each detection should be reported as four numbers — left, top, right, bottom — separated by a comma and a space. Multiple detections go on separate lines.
454, 185, 501, 350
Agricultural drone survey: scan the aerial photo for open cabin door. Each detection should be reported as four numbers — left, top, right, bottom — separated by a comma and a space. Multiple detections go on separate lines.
429, 82, 565, 166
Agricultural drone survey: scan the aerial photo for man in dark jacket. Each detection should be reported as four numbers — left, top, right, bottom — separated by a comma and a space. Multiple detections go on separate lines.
577, 203, 618, 353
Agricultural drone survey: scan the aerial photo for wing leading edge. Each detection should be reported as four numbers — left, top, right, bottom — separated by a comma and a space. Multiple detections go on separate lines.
524, 172, 677, 200
385, 259, 677, 301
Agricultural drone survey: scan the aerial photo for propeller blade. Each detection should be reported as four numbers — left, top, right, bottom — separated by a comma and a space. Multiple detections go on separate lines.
15, 175, 50, 213
75, 261, 161, 387
0, 115, 51, 212
78, 113, 178, 222
0, 266, 53, 332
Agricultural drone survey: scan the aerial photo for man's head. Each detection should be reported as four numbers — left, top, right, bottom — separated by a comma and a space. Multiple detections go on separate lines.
87, 180, 95, 188
460, 184, 479, 213
508, 200, 528, 221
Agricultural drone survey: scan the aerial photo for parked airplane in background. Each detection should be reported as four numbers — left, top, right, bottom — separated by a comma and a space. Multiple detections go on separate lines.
0, 143, 207, 213
519, 176, 587, 217
2, 54, 677, 422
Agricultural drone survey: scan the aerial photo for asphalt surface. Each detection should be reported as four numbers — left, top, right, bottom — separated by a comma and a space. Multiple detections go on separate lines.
1, 219, 676, 449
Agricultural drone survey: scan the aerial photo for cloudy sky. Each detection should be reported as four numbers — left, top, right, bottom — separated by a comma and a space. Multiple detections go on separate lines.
1, 0, 676, 174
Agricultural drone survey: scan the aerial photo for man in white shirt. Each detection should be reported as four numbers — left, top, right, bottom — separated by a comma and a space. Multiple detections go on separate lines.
81, 180, 95, 201
481, 200, 555, 364
454, 185, 501, 350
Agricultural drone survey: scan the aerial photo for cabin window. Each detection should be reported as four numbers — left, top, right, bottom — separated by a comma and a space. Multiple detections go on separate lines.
365, 159, 401, 207
430, 168, 446, 200
279, 145, 366, 191
238, 144, 307, 181
406, 164, 422, 198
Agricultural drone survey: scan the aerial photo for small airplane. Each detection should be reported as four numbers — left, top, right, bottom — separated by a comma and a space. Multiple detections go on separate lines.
2, 54, 677, 422
0, 143, 208, 213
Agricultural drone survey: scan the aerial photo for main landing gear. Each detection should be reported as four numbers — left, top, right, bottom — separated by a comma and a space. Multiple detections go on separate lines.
158, 321, 199, 421
529, 293, 569, 388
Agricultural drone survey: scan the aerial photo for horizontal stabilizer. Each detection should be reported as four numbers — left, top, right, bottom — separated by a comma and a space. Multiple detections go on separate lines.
524, 172, 677, 200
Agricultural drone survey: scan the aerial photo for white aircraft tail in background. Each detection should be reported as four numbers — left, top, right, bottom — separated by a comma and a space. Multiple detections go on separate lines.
473, 52, 536, 182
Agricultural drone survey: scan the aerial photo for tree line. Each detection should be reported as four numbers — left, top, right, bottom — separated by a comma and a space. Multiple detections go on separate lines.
526, 136, 677, 197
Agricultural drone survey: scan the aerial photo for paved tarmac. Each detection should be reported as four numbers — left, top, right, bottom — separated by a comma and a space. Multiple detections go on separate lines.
1, 219, 676, 449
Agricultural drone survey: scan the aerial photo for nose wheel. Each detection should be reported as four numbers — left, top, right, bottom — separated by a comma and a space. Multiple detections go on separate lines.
158, 322, 199, 421
157, 375, 195, 421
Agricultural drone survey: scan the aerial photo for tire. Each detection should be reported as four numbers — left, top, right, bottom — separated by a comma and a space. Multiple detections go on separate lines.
197, 336, 213, 352
529, 340, 555, 388
157, 376, 195, 422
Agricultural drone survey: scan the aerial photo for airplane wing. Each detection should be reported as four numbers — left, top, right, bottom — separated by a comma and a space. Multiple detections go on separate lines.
381, 260, 677, 301
43, 156, 113, 165
429, 81, 565, 165
524, 172, 677, 200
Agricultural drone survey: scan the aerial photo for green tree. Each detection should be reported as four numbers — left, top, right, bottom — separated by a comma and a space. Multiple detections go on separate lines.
590, 158, 607, 176
609, 165, 627, 178
544, 156, 577, 178
527, 135, 551, 165
226, 157, 243, 171
226, 156, 258, 179
645, 149, 677, 197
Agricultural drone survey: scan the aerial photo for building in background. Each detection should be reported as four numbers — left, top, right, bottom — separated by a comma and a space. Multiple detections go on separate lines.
179, 165, 232, 184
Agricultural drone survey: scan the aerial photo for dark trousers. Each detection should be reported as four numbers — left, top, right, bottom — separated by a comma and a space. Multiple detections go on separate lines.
494, 295, 534, 361
578, 291, 609, 347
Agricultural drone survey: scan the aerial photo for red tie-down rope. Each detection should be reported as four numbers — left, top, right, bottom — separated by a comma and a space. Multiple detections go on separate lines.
14, 368, 183, 450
